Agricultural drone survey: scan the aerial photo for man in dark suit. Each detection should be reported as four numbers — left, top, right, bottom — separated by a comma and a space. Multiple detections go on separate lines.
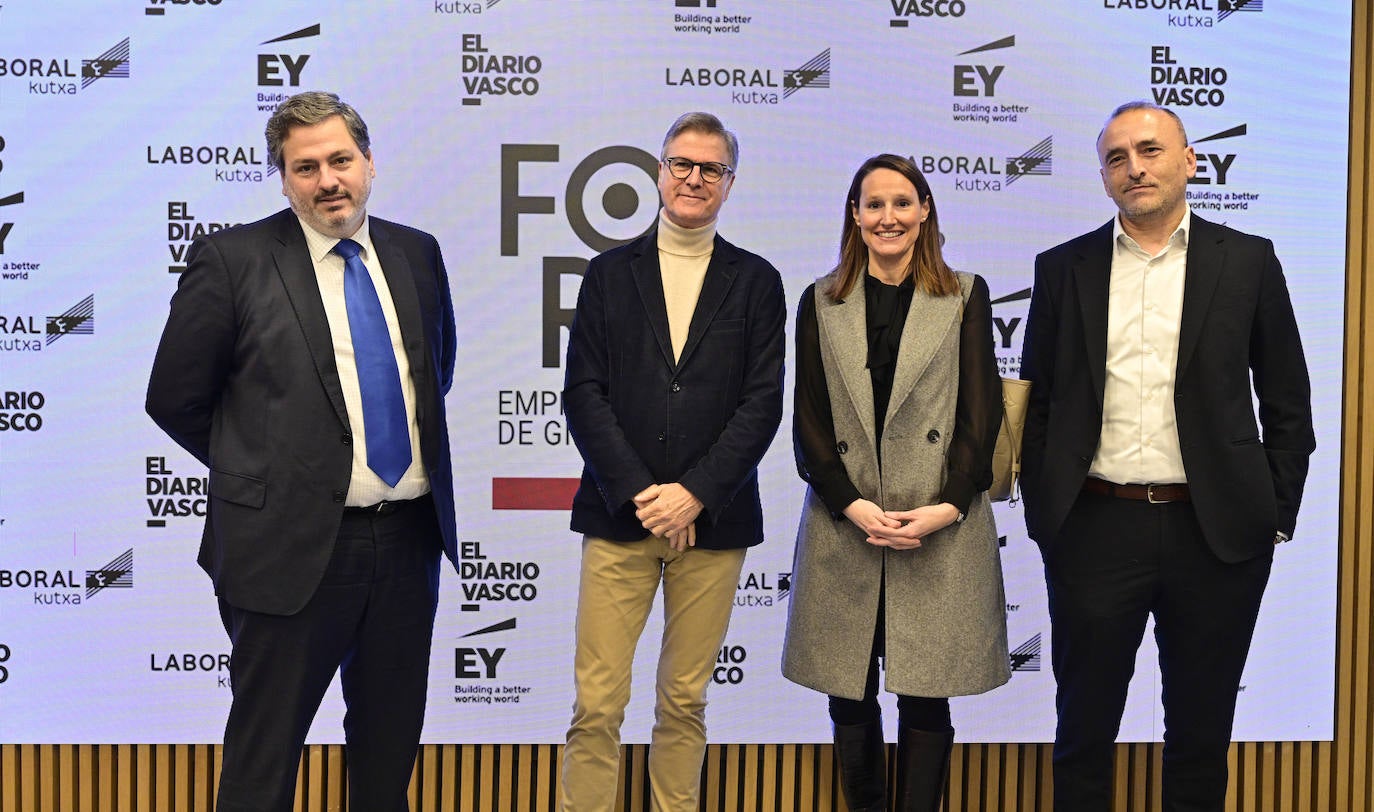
146, 91, 456, 812
1020, 101, 1315, 811
558, 112, 785, 811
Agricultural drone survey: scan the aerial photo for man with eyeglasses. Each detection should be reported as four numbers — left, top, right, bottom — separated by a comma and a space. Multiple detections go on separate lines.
559, 111, 786, 811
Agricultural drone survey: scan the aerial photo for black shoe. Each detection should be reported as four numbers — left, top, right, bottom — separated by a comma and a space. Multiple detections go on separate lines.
893, 726, 953, 812
833, 719, 888, 812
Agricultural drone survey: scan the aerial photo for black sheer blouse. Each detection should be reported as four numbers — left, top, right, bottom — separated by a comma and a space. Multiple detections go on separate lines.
793, 273, 1001, 517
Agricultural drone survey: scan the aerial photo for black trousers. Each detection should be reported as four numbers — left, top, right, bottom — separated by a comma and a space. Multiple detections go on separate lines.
828, 579, 952, 732
215, 495, 443, 812
1043, 490, 1271, 812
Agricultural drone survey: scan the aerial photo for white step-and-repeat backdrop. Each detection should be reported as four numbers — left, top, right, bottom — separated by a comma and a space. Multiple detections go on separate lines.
0, 0, 1349, 744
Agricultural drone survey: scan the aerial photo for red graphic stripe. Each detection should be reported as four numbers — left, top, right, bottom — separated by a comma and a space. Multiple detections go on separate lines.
491, 477, 580, 510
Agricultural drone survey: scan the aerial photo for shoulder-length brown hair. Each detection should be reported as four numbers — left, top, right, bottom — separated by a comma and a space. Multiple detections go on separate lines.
824, 153, 958, 301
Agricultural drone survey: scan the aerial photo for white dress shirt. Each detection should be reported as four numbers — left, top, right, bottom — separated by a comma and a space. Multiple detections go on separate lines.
299, 215, 430, 506
1088, 208, 1192, 485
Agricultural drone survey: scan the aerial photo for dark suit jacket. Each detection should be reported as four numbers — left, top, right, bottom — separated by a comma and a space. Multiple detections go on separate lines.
146, 208, 457, 614
1020, 214, 1315, 563
563, 227, 786, 549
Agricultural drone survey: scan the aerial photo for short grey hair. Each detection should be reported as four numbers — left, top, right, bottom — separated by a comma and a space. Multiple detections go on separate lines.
660, 111, 740, 170
265, 91, 371, 171
1097, 100, 1189, 149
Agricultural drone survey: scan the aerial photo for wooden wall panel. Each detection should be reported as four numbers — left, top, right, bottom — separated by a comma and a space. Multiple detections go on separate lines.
0, 741, 1361, 810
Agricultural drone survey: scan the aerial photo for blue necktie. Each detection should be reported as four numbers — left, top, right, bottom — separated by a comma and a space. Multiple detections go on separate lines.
333, 238, 412, 487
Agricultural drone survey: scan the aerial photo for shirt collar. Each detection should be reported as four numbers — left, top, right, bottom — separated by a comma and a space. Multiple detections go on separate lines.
297, 214, 374, 264
1112, 206, 1191, 257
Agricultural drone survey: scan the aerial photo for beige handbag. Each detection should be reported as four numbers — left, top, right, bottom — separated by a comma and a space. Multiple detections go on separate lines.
990, 377, 1031, 504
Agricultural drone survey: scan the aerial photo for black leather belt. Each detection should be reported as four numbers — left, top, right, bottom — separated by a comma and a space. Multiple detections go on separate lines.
344, 495, 424, 516
1082, 477, 1190, 504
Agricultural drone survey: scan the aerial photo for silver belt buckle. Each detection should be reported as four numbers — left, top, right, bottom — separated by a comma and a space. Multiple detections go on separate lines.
1146, 484, 1166, 504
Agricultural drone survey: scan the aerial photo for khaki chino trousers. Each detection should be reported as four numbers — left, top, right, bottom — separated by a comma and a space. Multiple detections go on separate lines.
560, 535, 746, 812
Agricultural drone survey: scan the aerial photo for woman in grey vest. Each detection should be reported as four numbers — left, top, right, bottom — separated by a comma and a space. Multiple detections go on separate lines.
782, 154, 1009, 812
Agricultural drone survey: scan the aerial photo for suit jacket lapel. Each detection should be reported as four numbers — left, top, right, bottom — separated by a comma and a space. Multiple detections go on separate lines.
270, 211, 350, 428
815, 281, 877, 448
629, 230, 681, 371
676, 235, 739, 370
1176, 215, 1224, 381
885, 284, 960, 435
1073, 220, 1115, 411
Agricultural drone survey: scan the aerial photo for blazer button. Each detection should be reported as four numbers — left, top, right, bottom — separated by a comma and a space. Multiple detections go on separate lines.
332, 490, 346, 503
836, 441, 848, 454
658, 433, 667, 442
670, 380, 681, 393
341, 434, 352, 446
927, 429, 940, 443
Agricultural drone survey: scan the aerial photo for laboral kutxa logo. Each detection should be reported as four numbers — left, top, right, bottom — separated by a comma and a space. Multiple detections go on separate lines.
665, 48, 831, 105
0, 548, 133, 606
0, 294, 93, 354
0, 37, 130, 96
914, 135, 1053, 193
1010, 632, 1042, 672
145, 143, 277, 184
735, 570, 791, 609
1102, 0, 1262, 28
435, 0, 507, 15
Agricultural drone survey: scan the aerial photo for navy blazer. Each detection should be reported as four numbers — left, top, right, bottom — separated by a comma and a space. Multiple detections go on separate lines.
146, 209, 457, 614
563, 227, 786, 549
1019, 214, 1315, 563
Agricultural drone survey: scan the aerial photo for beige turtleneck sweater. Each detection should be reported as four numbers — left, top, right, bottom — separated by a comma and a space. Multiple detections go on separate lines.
657, 211, 716, 362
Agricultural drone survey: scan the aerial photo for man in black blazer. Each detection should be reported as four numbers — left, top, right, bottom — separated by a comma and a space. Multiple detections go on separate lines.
558, 112, 785, 811
1020, 101, 1314, 811
146, 92, 456, 812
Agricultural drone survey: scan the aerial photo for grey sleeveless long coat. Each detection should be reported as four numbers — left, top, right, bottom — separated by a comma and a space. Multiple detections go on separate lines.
781, 271, 1010, 700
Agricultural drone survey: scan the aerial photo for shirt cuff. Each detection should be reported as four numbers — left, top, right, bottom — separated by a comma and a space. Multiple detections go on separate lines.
939, 471, 977, 516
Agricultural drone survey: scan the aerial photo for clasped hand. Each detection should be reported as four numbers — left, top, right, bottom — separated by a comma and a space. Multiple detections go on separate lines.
842, 499, 961, 550
634, 483, 703, 551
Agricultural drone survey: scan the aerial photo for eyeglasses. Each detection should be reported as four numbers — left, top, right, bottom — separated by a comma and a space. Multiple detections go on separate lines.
661, 156, 733, 184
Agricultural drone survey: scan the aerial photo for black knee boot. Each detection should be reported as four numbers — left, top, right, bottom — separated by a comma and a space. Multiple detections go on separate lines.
894, 726, 953, 812
833, 718, 888, 812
